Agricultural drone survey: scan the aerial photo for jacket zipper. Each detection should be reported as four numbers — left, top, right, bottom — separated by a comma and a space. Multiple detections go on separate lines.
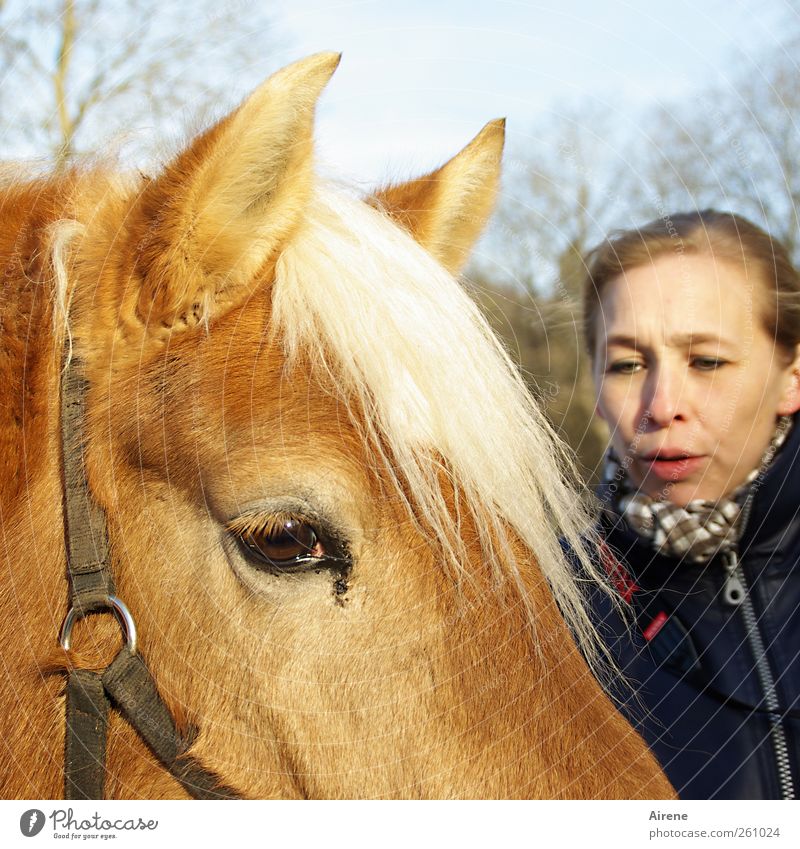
722, 547, 796, 799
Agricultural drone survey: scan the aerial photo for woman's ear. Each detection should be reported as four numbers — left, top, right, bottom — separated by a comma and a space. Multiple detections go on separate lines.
777, 344, 800, 415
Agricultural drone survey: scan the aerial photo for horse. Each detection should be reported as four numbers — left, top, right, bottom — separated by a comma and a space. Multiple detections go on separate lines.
0, 53, 673, 799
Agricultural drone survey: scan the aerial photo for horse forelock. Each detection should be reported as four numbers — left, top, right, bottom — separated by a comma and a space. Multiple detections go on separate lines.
272, 184, 612, 668
39, 172, 613, 672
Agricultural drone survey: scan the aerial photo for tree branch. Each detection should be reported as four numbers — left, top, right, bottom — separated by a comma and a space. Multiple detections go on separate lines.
53, 0, 76, 165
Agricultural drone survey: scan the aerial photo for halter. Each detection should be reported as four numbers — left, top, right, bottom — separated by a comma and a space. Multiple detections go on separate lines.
58, 352, 240, 799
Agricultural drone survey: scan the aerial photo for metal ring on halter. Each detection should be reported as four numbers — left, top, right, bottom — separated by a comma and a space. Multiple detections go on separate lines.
59, 595, 138, 654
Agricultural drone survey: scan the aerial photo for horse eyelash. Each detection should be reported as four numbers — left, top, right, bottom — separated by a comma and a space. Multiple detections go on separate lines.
226, 511, 353, 568
226, 512, 305, 539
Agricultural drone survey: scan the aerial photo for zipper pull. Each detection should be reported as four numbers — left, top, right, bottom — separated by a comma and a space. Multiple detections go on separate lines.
722, 549, 746, 606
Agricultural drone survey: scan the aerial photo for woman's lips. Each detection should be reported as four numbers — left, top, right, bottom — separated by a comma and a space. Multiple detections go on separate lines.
642, 455, 706, 481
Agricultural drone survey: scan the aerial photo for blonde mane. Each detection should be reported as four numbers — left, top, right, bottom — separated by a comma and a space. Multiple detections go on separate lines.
45, 179, 613, 665
274, 185, 610, 663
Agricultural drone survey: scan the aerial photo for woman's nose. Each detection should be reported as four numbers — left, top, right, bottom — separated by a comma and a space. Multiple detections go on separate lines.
644, 368, 687, 426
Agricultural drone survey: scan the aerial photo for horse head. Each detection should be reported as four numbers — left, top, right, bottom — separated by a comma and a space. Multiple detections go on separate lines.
0, 54, 672, 799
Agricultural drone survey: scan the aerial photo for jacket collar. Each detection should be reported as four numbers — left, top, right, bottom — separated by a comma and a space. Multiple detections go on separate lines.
738, 410, 800, 551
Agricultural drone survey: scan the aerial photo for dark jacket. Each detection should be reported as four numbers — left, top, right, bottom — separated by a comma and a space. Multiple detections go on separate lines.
593, 415, 800, 799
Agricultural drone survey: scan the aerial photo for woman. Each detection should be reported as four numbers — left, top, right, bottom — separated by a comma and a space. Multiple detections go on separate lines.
584, 210, 800, 799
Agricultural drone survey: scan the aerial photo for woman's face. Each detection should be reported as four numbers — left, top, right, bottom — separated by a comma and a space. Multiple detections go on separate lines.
593, 252, 800, 506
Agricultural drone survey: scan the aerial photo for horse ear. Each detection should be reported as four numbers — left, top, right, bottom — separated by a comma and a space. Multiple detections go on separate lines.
371, 119, 505, 274
131, 52, 340, 329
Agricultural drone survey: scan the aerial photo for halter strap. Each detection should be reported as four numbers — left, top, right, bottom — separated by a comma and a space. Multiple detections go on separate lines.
60, 360, 115, 614
59, 353, 240, 800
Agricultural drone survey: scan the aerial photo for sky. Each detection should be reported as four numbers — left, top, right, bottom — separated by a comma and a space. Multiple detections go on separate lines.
264, 0, 794, 186
1, 1, 792, 185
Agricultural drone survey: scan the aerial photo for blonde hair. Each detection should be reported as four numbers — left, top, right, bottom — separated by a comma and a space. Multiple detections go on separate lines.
583, 209, 800, 359
272, 185, 611, 665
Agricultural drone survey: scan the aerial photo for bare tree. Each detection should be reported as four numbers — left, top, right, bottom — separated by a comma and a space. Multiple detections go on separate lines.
480, 104, 643, 296
472, 16, 800, 479
0, 0, 281, 165
638, 24, 800, 258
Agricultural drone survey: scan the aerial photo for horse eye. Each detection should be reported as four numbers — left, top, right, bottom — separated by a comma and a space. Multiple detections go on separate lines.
236, 518, 323, 569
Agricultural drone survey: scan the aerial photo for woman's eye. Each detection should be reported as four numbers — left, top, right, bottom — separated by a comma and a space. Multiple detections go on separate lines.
692, 356, 726, 371
608, 360, 643, 375
231, 516, 324, 568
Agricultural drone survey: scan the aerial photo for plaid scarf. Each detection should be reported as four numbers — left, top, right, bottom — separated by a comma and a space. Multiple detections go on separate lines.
602, 416, 792, 564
